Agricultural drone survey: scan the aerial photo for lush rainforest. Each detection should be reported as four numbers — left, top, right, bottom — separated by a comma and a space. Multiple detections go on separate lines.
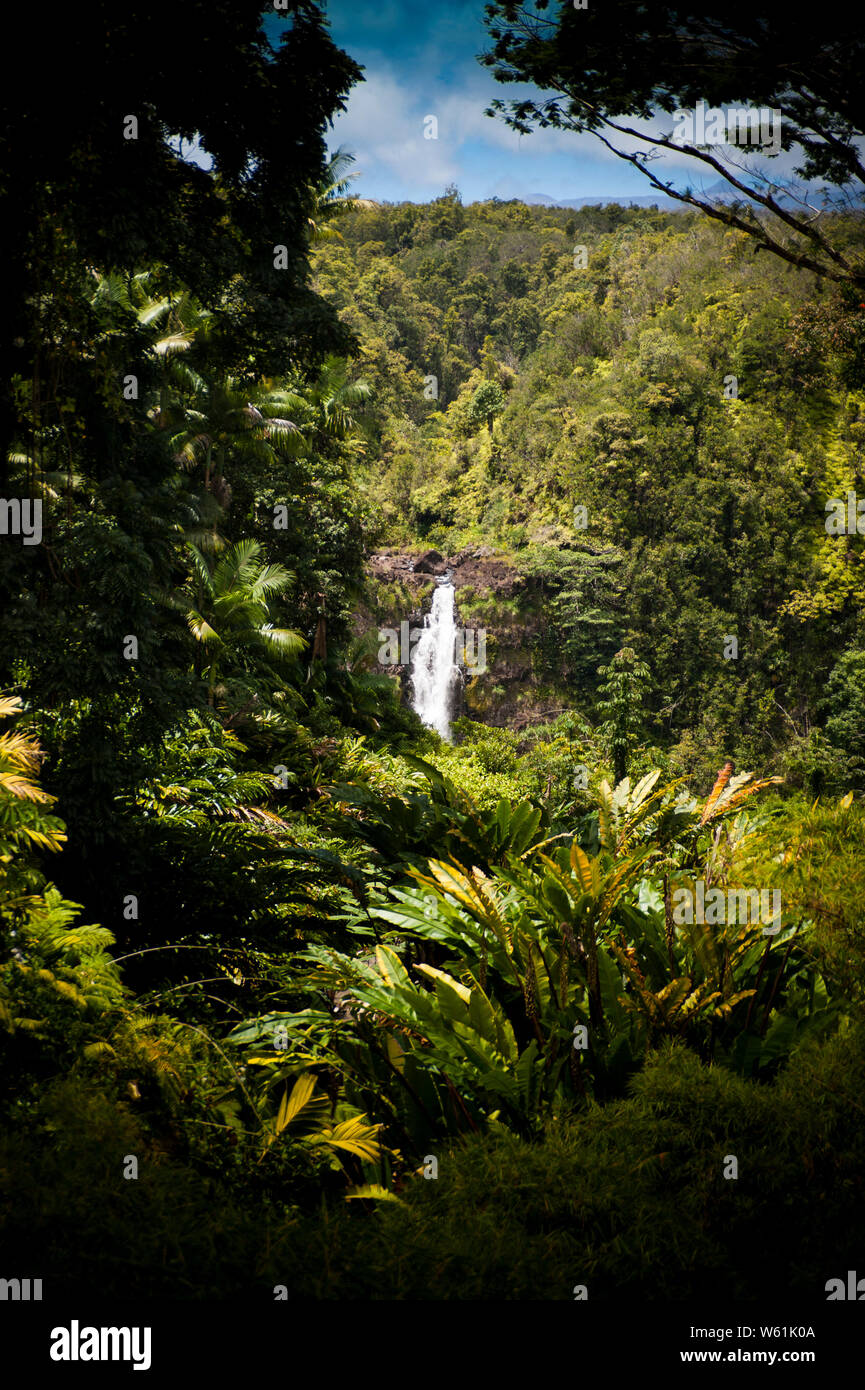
2, 0, 865, 1310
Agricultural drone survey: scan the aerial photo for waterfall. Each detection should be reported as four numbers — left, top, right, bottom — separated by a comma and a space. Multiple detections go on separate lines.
410, 579, 461, 740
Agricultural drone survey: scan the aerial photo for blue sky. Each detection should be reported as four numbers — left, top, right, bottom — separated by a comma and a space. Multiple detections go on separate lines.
253, 0, 699, 205
257, 2, 806, 207
312, 0, 665, 203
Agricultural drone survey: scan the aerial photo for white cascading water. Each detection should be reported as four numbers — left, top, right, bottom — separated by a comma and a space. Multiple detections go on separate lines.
410, 580, 462, 740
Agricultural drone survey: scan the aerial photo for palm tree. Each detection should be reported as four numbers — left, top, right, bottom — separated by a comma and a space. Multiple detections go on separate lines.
246, 362, 371, 502
88, 273, 306, 512
303, 355, 372, 445
90, 269, 213, 366
183, 541, 305, 705
307, 148, 378, 244
169, 376, 309, 503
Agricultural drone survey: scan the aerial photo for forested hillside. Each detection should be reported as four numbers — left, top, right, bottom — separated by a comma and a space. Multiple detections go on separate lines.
315, 192, 865, 790
2, 0, 865, 1321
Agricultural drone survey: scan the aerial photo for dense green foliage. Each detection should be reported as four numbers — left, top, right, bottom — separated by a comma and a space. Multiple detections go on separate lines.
2, 2, 865, 1304
313, 194, 865, 789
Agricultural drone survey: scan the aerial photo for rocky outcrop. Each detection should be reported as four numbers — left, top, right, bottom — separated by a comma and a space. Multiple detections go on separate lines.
450, 547, 524, 595
367, 546, 523, 595
412, 548, 446, 575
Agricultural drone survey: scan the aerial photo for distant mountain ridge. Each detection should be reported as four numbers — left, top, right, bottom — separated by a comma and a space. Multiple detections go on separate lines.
514, 192, 686, 211
484, 180, 863, 212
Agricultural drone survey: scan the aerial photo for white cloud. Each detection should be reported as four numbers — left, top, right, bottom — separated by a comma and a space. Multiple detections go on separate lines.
329, 67, 462, 192
331, 64, 740, 176
329, 52, 842, 202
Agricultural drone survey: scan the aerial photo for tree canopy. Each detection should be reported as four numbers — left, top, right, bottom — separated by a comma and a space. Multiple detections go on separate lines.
482, 1, 865, 287
2, 0, 865, 1328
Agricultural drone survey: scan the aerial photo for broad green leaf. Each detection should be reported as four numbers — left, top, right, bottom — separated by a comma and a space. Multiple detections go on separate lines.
345, 1184, 401, 1202
570, 842, 596, 896
276, 1072, 319, 1132
375, 944, 411, 989
416, 962, 472, 1005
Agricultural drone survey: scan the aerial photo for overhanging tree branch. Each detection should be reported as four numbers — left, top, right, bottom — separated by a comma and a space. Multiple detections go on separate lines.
481, 1, 865, 288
